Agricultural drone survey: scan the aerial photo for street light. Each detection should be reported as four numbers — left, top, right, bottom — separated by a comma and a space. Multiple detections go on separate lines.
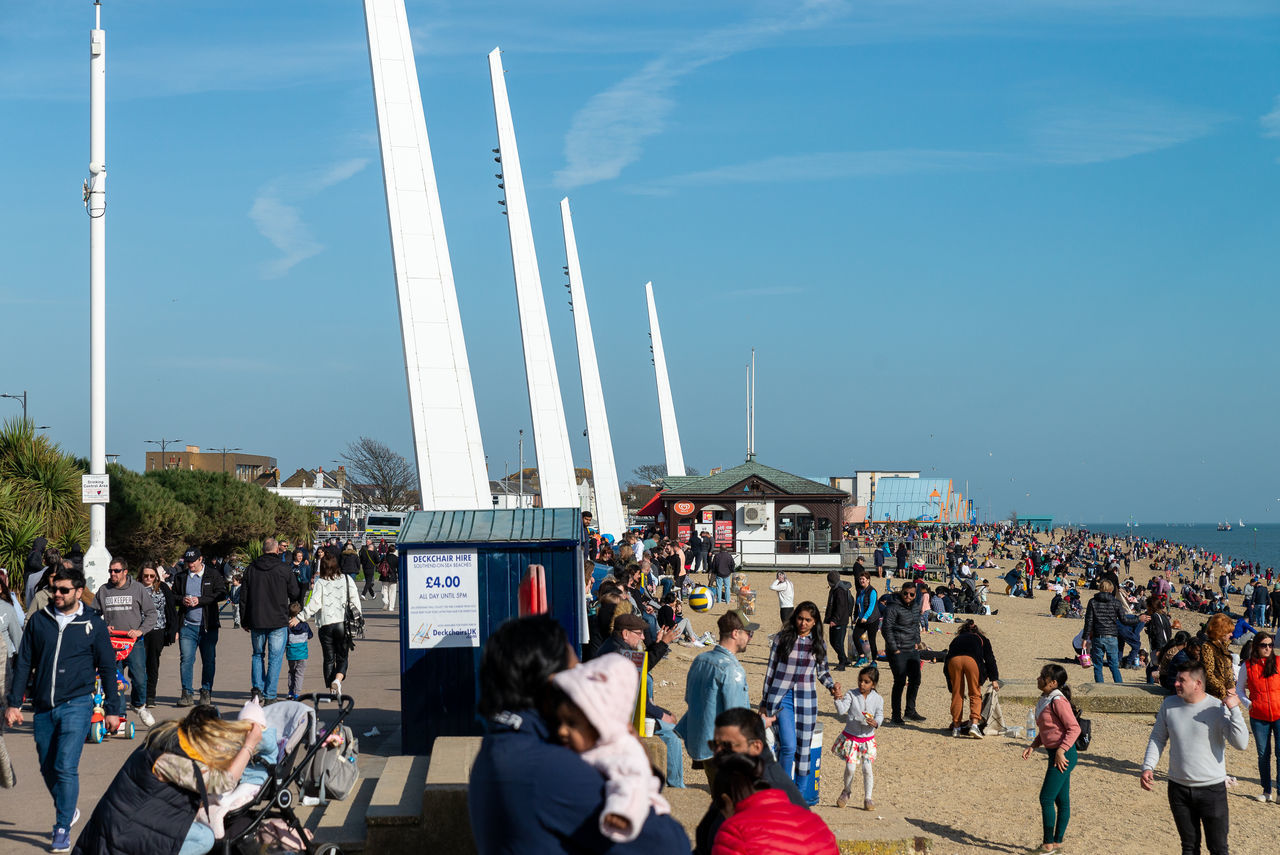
145, 437, 182, 471
0, 390, 27, 421
208, 445, 242, 474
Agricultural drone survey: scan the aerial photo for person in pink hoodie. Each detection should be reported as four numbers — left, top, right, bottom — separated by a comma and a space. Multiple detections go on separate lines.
550, 654, 671, 842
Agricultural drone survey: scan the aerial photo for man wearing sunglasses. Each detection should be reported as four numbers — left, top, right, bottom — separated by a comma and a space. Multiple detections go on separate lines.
93, 559, 158, 727
692, 707, 807, 855
6, 566, 120, 853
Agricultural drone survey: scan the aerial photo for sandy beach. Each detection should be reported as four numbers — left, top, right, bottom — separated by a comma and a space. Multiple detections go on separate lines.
650, 548, 1275, 855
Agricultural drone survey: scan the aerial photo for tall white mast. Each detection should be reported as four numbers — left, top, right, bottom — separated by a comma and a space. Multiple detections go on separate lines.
560, 198, 624, 539
645, 282, 685, 477
83, 0, 111, 593
488, 48, 578, 509
363, 0, 490, 509
750, 347, 756, 459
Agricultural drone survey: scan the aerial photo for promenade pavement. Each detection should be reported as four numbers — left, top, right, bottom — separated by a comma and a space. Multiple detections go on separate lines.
0, 590, 404, 853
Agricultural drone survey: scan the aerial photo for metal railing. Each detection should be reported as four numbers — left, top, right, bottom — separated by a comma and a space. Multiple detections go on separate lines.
311, 530, 376, 546
731, 536, 947, 572
839, 538, 945, 569
734, 537, 841, 571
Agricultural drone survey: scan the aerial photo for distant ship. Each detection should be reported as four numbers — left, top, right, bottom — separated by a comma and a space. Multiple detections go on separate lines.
1217, 521, 1232, 531
1239, 519, 1245, 527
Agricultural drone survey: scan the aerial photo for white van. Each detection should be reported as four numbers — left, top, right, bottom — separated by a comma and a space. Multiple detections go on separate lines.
364, 511, 408, 541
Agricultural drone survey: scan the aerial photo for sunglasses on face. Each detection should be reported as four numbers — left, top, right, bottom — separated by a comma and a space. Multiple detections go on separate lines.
141, 574, 156, 580
52, 586, 77, 595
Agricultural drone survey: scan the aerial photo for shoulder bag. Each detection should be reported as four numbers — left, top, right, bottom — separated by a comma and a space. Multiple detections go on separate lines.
343, 576, 364, 651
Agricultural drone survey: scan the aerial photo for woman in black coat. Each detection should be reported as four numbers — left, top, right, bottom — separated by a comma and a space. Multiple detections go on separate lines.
73, 706, 264, 855
140, 563, 179, 709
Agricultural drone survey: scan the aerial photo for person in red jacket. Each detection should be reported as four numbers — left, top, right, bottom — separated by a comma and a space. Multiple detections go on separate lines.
709, 753, 838, 855
1241, 630, 1280, 802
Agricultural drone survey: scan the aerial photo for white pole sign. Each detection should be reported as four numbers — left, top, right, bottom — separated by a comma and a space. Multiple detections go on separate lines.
406, 549, 480, 649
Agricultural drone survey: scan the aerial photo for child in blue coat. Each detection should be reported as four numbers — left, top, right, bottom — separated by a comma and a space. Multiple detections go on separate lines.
286, 602, 312, 700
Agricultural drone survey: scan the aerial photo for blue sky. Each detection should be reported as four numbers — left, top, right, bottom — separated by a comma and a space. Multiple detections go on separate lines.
2, 0, 1278, 524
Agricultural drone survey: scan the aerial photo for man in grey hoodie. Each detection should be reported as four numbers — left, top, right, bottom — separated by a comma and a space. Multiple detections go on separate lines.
93, 559, 158, 726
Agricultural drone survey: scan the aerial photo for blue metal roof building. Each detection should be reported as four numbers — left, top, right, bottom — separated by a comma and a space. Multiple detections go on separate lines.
869, 477, 956, 523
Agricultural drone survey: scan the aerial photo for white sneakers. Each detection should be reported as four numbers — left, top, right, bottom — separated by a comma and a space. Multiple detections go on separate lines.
1255, 792, 1274, 803
968, 722, 984, 739
331, 679, 342, 698
134, 706, 155, 727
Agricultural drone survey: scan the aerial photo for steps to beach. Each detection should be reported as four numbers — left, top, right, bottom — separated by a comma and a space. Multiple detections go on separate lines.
365, 753, 434, 852
298, 754, 385, 853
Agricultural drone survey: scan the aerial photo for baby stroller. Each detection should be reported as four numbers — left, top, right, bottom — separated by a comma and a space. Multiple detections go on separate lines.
217, 692, 356, 855
88, 630, 139, 743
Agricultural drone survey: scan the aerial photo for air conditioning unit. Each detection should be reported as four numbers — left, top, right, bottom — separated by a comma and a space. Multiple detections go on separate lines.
741, 502, 767, 525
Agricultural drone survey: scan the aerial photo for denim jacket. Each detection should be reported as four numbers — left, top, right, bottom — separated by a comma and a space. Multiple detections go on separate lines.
675, 644, 749, 761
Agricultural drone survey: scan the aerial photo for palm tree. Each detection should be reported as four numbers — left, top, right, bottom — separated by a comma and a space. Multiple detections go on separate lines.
0, 417, 89, 591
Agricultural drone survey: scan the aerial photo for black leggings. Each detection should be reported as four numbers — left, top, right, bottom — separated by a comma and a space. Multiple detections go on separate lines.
143, 628, 167, 706
850, 619, 880, 662
318, 623, 349, 687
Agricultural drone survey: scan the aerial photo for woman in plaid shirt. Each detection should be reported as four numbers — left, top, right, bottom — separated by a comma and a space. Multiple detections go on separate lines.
759, 601, 841, 803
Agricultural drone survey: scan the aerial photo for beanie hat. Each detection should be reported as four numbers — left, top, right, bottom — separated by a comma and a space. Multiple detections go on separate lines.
238, 696, 268, 729
551, 655, 638, 743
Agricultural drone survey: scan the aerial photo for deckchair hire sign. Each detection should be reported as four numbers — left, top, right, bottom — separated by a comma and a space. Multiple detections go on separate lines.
406, 549, 481, 649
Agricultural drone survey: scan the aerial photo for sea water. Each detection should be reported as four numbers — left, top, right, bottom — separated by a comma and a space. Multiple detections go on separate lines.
1074, 523, 1280, 573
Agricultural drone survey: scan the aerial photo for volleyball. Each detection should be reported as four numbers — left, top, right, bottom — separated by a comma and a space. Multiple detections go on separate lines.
688, 586, 713, 613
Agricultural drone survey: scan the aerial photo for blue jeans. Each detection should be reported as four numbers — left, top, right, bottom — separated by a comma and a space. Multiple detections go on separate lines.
33, 695, 93, 828
713, 575, 730, 604
179, 623, 218, 695
251, 627, 288, 699
639, 611, 659, 646
179, 821, 215, 855
1252, 717, 1280, 794
653, 720, 684, 788
776, 689, 812, 796
1092, 636, 1123, 683
112, 638, 147, 714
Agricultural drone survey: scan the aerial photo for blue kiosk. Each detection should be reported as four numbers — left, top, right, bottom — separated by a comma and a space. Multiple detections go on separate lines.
396, 508, 586, 755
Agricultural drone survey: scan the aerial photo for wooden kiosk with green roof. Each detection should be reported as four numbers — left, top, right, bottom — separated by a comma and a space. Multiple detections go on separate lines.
654, 457, 849, 572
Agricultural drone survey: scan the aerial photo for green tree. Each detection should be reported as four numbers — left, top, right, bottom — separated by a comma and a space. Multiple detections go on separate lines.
104, 463, 198, 566
146, 469, 315, 557
0, 418, 89, 592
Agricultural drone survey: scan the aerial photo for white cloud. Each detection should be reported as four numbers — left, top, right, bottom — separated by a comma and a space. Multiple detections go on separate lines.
1028, 100, 1223, 164
629, 149, 1013, 195
627, 98, 1223, 193
555, 0, 851, 188
1262, 96, 1280, 139
249, 159, 369, 279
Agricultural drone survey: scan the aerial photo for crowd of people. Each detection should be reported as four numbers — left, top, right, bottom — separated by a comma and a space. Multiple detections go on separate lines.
464, 519, 1277, 855
0, 532, 393, 853
2, 518, 1277, 854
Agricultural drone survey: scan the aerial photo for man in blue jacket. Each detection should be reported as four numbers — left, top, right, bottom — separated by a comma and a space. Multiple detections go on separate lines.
6, 566, 119, 853
676, 608, 757, 785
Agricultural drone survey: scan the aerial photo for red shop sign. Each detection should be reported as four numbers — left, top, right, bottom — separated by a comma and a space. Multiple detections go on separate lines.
672, 500, 696, 517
